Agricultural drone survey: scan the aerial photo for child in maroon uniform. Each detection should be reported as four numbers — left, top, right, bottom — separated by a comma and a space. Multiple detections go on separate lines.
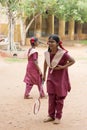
24, 37, 45, 99
43, 34, 75, 124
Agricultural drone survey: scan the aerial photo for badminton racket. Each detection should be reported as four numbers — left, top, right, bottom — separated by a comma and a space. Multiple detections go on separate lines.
33, 97, 41, 115
33, 78, 44, 114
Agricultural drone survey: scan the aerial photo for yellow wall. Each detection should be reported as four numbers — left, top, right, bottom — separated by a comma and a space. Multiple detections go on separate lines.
26, 38, 30, 46
0, 24, 8, 36
0, 24, 21, 42
14, 24, 21, 42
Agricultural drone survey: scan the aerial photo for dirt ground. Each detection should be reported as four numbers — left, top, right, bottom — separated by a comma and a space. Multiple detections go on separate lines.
0, 45, 87, 130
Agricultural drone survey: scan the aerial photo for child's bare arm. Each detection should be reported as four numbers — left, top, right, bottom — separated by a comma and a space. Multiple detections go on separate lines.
34, 60, 42, 75
43, 60, 48, 81
55, 56, 75, 70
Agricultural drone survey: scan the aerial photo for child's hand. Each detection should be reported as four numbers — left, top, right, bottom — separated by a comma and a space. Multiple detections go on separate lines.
39, 69, 42, 75
55, 65, 65, 70
42, 75, 46, 82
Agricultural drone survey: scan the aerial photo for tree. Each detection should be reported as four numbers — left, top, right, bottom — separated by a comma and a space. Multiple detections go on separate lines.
0, 0, 87, 45
52, 0, 67, 39
65, 0, 87, 39
19, 0, 57, 45
54, 0, 87, 40
0, 0, 21, 50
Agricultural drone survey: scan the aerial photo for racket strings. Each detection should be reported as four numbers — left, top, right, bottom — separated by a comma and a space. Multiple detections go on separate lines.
33, 98, 40, 114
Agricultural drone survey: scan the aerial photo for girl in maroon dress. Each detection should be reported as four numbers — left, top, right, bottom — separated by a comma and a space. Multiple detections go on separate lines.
43, 34, 75, 124
24, 37, 45, 99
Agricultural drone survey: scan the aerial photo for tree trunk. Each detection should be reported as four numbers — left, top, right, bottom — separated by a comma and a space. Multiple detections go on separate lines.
8, 17, 11, 50
20, 13, 41, 46
20, 17, 26, 45
59, 19, 65, 39
11, 18, 16, 50
77, 22, 82, 40
68, 19, 75, 40
25, 13, 41, 34
8, 11, 15, 51
47, 15, 54, 35
35, 15, 42, 37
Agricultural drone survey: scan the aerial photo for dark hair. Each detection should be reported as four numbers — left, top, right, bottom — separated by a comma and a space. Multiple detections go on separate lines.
48, 34, 60, 52
48, 34, 60, 43
48, 34, 67, 52
30, 37, 38, 46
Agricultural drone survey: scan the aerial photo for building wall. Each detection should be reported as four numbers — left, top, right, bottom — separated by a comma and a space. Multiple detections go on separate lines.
0, 24, 21, 42
14, 24, 21, 42
26, 15, 87, 41
0, 24, 8, 36
0, 15, 87, 46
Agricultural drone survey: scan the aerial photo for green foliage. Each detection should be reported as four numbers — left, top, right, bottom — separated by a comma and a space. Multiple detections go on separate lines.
22, 0, 57, 18
76, 1, 87, 23
80, 40, 87, 45
5, 57, 27, 62
0, 0, 21, 16
54, 0, 66, 19
54, 0, 87, 22
64, 0, 78, 20
0, 0, 87, 24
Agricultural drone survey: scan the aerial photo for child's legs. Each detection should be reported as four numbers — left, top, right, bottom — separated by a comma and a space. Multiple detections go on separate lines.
24, 83, 33, 96
55, 96, 66, 119
48, 94, 56, 119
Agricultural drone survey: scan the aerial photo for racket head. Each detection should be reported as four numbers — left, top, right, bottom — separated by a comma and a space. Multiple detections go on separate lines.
33, 98, 41, 115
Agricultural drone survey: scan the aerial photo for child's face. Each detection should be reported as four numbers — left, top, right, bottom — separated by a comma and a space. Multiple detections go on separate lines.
48, 38, 58, 50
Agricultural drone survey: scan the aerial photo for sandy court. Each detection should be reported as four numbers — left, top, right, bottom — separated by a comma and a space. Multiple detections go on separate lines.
0, 45, 87, 130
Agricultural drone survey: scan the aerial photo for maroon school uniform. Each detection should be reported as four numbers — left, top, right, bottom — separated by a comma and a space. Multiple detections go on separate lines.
45, 51, 71, 119
24, 48, 45, 97
47, 52, 71, 96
